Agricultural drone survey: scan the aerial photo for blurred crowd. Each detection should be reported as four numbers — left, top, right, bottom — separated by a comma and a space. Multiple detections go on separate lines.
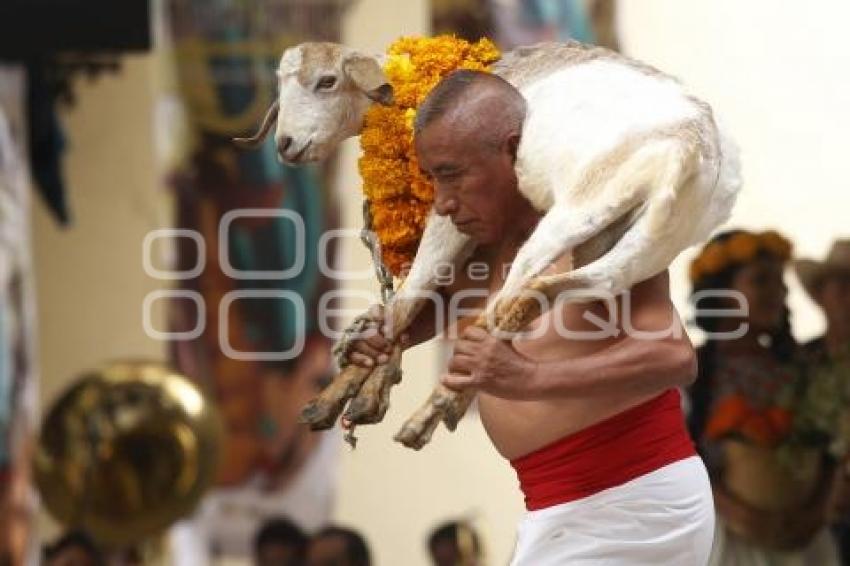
42, 517, 484, 566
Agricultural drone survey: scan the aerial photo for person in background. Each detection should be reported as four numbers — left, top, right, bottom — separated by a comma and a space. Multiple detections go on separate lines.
109, 546, 143, 566
794, 239, 850, 563
254, 517, 308, 566
686, 229, 839, 564
306, 525, 371, 566
795, 239, 850, 363
43, 531, 103, 566
427, 520, 483, 566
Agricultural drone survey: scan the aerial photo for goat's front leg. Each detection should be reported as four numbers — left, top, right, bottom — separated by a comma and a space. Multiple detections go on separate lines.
345, 345, 403, 423
301, 307, 389, 429
301, 302, 415, 430
301, 364, 374, 430
302, 214, 475, 432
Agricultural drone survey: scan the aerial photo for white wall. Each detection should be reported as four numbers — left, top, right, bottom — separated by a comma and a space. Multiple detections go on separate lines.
619, 0, 850, 341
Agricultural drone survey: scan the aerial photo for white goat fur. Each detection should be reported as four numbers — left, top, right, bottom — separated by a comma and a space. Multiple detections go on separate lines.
270, 41, 741, 337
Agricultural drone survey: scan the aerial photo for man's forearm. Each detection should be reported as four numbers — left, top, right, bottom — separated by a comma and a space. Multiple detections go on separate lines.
531, 337, 696, 398
404, 315, 440, 349
401, 291, 449, 349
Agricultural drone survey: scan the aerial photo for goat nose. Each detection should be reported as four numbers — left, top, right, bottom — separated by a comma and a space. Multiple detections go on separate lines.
278, 135, 293, 154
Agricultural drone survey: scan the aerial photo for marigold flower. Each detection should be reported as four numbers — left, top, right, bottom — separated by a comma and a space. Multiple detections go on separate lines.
727, 232, 760, 262
359, 35, 501, 275
381, 246, 416, 276
359, 157, 409, 202
699, 242, 729, 275
760, 230, 793, 260
370, 197, 430, 249
690, 229, 794, 284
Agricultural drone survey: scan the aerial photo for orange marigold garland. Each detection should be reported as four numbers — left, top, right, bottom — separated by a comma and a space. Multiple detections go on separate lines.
358, 35, 501, 275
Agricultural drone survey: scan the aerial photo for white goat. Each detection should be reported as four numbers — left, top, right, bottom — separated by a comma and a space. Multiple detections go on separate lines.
236, 41, 741, 449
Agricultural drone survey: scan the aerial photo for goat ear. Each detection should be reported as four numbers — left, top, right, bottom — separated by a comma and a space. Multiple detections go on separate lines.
343, 54, 394, 106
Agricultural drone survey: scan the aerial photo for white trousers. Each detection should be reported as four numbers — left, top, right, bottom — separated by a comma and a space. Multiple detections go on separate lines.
510, 456, 715, 565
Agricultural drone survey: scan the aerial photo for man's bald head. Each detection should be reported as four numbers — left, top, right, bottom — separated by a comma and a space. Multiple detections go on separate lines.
414, 70, 526, 151
412, 70, 535, 245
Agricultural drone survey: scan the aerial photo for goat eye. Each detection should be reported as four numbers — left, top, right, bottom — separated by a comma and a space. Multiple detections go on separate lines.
316, 75, 337, 90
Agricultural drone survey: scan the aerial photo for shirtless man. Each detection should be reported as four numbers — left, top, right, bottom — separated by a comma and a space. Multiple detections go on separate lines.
346, 71, 715, 565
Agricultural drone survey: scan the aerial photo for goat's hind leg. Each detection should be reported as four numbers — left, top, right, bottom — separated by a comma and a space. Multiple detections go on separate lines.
493, 200, 644, 325
394, 384, 473, 449
535, 159, 697, 301
495, 134, 698, 318
395, 291, 548, 449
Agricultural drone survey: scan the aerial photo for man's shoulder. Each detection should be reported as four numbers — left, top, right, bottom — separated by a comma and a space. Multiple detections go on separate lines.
625, 270, 671, 301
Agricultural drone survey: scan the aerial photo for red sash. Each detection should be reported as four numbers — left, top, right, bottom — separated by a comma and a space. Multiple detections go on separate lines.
510, 389, 696, 511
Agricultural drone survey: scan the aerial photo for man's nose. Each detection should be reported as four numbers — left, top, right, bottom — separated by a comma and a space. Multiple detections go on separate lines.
433, 195, 458, 217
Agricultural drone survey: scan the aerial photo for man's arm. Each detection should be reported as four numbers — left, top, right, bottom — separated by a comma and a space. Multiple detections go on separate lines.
443, 272, 697, 400
530, 322, 696, 398
535, 272, 696, 397
346, 294, 447, 367
347, 249, 497, 367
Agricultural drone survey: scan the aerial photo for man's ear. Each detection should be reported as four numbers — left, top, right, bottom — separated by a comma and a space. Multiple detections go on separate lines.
506, 132, 521, 165
811, 284, 827, 308
342, 54, 394, 105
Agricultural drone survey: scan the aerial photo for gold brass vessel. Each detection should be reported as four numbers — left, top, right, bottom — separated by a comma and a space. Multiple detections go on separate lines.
34, 361, 222, 546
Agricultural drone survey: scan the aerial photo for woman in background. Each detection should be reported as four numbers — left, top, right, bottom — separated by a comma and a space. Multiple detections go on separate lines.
43, 531, 103, 566
686, 229, 840, 565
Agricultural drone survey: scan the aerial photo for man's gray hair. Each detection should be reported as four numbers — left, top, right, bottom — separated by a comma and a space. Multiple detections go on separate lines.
413, 69, 527, 140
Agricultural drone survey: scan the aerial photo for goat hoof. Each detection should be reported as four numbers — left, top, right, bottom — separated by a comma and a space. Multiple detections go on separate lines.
344, 395, 382, 425
344, 354, 402, 425
300, 399, 341, 430
300, 364, 374, 430
393, 409, 443, 450
442, 406, 464, 431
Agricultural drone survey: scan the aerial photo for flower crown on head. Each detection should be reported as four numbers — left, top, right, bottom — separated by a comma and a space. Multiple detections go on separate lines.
689, 230, 793, 283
